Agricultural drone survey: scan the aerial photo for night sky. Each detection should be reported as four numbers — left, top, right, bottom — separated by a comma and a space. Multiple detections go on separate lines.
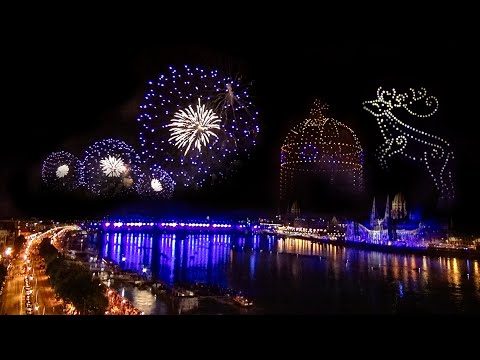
1, 32, 477, 231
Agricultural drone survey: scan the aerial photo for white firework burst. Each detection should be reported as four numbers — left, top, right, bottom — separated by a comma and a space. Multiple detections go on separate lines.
56, 164, 69, 178
167, 98, 221, 155
100, 155, 126, 177
151, 178, 163, 192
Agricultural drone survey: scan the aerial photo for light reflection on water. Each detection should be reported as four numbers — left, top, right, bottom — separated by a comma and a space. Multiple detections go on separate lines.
110, 285, 169, 315
98, 232, 480, 314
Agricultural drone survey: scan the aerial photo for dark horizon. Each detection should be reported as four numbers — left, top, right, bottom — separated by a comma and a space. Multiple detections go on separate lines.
1, 37, 477, 232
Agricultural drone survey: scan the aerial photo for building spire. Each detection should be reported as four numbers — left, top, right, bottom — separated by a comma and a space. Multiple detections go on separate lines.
370, 196, 377, 228
384, 194, 390, 227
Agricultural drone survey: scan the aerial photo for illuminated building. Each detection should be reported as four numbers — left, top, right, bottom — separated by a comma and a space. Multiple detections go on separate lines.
391, 192, 407, 220
290, 200, 300, 218
347, 193, 447, 247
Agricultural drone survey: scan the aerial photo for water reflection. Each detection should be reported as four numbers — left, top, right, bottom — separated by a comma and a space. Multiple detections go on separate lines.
110, 285, 169, 315
102, 232, 231, 287
99, 232, 480, 314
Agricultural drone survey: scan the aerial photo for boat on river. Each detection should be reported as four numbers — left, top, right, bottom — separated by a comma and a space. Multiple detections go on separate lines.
232, 295, 253, 307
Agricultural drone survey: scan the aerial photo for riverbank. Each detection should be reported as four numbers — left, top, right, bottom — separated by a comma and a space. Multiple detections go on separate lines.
271, 232, 480, 259
94, 229, 480, 314
343, 241, 480, 259
106, 279, 258, 315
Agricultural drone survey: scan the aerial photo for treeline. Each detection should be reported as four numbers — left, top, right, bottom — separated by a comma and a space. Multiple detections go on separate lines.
13, 234, 26, 255
38, 238, 108, 315
0, 263, 6, 285
1, 234, 27, 286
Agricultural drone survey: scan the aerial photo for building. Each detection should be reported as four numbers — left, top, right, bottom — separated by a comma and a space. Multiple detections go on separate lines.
347, 193, 447, 248
0, 220, 18, 249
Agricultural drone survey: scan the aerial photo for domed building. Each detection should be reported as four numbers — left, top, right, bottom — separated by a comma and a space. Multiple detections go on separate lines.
280, 100, 364, 213
290, 200, 301, 217
391, 192, 407, 219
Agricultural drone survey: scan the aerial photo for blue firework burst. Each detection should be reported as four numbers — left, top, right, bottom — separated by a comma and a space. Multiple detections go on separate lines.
137, 64, 259, 189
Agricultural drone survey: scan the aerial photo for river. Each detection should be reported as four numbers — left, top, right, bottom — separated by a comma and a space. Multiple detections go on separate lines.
95, 231, 480, 314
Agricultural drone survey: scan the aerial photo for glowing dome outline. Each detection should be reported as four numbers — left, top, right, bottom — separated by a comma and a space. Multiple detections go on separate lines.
280, 100, 364, 206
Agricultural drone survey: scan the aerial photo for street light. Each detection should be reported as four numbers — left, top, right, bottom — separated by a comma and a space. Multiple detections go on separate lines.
4, 247, 12, 256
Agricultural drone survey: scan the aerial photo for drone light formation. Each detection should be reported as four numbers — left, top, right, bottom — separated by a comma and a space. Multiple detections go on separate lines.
363, 87, 455, 201
137, 64, 259, 189
280, 100, 364, 208
83, 138, 141, 196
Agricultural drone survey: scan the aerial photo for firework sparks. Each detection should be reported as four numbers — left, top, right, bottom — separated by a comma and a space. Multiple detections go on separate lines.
151, 178, 163, 192
56, 164, 69, 178
100, 155, 127, 177
167, 98, 221, 155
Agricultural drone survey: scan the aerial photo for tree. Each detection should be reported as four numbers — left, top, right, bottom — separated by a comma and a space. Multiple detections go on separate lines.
84, 281, 109, 315
39, 237, 58, 264
13, 234, 26, 253
0, 264, 7, 283
40, 245, 109, 315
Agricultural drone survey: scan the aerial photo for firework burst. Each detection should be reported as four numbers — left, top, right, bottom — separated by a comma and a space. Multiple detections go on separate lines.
42, 151, 82, 191
100, 155, 127, 177
137, 163, 175, 199
83, 138, 141, 197
137, 64, 259, 188
167, 98, 221, 155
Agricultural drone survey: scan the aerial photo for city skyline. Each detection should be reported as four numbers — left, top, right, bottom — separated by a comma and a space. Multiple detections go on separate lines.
1, 38, 477, 231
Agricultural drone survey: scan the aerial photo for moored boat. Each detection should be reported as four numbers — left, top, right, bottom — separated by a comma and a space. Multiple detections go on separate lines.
233, 295, 253, 307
